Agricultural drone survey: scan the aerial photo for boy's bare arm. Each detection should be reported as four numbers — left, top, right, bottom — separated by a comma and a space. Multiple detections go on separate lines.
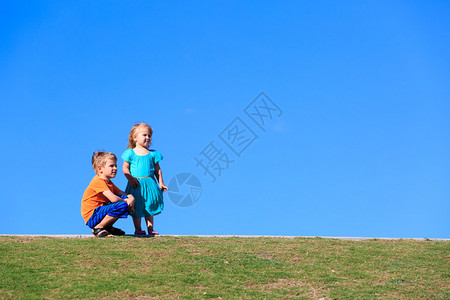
102, 190, 123, 203
102, 190, 135, 213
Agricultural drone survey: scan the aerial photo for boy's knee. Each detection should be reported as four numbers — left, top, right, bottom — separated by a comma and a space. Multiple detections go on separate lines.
117, 200, 128, 210
113, 201, 128, 214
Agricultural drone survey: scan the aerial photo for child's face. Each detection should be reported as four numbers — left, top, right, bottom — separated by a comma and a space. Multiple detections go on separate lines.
98, 159, 117, 179
134, 127, 152, 148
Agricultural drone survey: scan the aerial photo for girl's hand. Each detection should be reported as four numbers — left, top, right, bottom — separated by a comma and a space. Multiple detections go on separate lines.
123, 161, 139, 188
159, 183, 168, 192
128, 176, 139, 188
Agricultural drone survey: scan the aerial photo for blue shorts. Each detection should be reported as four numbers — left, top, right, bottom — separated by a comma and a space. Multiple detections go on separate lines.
86, 201, 129, 229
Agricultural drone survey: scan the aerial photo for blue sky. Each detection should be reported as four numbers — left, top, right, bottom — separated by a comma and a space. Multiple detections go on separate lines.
1, 1, 449, 238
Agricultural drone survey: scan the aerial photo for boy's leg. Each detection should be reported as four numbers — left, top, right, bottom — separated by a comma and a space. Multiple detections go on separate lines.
87, 201, 129, 236
92, 216, 118, 237
95, 215, 119, 230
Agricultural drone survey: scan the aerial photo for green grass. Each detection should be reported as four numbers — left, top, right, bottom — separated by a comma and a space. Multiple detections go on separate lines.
0, 236, 449, 299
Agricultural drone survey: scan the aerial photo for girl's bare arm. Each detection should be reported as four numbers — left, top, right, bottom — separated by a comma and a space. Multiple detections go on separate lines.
123, 161, 139, 188
155, 162, 168, 191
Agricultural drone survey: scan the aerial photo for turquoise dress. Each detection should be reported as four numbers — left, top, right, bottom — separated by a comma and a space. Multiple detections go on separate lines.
121, 149, 164, 218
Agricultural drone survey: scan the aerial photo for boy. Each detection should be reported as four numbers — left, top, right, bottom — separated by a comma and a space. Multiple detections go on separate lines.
81, 151, 135, 237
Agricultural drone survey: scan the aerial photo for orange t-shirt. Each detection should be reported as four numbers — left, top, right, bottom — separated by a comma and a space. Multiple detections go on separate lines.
81, 175, 122, 223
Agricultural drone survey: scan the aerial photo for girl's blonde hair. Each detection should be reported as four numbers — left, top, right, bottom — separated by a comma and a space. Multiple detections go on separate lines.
127, 122, 153, 149
92, 151, 117, 174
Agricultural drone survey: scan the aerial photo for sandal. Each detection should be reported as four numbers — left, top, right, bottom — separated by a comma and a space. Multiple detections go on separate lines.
134, 230, 146, 235
106, 226, 125, 236
93, 228, 113, 238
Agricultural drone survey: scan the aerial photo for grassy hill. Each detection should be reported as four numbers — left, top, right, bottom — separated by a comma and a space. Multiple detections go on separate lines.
0, 236, 449, 299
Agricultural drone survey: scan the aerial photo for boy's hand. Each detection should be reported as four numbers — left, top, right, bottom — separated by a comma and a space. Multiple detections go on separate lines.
126, 194, 135, 205
126, 195, 135, 214
159, 183, 168, 192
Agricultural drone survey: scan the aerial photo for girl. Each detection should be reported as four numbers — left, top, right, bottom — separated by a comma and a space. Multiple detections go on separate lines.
122, 123, 168, 235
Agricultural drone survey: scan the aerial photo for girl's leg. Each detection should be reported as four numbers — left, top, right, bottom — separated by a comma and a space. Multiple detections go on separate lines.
145, 215, 155, 234
133, 217, 143, 233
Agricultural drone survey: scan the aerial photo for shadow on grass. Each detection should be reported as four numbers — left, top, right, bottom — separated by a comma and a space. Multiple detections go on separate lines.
123, 234, 155, 238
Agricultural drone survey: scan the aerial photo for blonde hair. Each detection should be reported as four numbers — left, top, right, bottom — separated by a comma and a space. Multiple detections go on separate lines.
127, 122, 153, 149
92, 151, 117, 174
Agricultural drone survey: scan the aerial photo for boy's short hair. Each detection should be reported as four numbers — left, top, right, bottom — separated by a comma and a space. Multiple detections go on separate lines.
92, 151, 117, 174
